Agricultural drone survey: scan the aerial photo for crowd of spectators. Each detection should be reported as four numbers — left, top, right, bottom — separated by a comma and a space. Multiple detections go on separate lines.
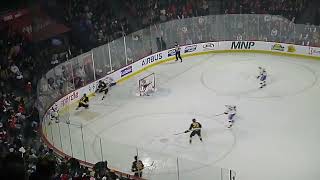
124, 0, 209, 28
64, 0, 130, 46
1, 0, 320, 180
60, 0, 210, 47
60, 0, 317, 53
315, 8, 320, 25
222, 0, 309, 22
298, 23, 319, 46
0, 27, 133, 180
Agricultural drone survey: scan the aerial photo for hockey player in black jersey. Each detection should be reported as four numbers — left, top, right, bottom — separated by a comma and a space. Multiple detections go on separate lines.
96, 77, 117, 100
185, 118, 203, 144
76, 94, 89, 110
96, 80, 109, 100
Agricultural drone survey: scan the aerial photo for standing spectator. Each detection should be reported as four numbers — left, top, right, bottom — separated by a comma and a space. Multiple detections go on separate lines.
201, 0, 209, 15
25, 82, 32, 97
270, 27, 278, 42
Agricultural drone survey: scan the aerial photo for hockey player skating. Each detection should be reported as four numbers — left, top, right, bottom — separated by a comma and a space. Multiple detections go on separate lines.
96, 77, 117, 100
224, 105, 237, 128
174, 42, 182, 62
76, 94, 89, 110
185, 118, 202, 144
257, 67, 267, 88
140, 79, 152, 96
96, 80, 109, 100
131, 155, 144, 178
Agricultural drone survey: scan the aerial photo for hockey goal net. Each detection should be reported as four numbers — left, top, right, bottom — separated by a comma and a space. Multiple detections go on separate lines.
138, 73, 156, 96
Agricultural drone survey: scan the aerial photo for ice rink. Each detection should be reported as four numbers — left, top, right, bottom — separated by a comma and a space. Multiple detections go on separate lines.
47, 53, 320, 180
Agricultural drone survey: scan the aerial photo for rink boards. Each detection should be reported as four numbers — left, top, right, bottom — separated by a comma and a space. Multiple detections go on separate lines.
40, 41, 320, 169
44, 41, 320, 114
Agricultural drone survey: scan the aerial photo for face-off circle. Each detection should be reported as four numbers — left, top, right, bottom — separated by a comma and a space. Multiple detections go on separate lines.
94, 112, 236, 174
201, 59, 317, 98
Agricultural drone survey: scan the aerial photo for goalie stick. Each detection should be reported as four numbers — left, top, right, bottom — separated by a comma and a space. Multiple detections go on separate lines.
147, 161, 155, 168
215, 113, 225, 116
140, 82, 153, 96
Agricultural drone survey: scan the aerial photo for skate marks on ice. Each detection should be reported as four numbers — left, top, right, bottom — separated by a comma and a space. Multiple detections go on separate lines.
91, 112, 236, 169
200, 59, 318, 98
73, 109, 100, 121
131, 55, 214, 98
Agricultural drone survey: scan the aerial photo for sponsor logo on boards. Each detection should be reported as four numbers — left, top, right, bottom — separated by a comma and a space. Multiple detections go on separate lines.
120, 66, 132, 77
231, 41, 255, 49
168, 49, 176, 57
309, 47, 320, 56
142, 53, 163, 66
271, 43, 285, 51
61, 91, 79, 106
203, 43, 215, 50
287, 45, 296, 52
184, 45, 197, 53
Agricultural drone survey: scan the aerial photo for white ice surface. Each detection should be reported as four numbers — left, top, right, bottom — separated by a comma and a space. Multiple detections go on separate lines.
47, 53, 320, 180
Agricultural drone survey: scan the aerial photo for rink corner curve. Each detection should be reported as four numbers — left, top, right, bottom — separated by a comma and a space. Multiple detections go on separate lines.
39, 40, 320, 179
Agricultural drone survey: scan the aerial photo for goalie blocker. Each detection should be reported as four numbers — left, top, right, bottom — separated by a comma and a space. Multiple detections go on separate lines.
138, 73, 156, 96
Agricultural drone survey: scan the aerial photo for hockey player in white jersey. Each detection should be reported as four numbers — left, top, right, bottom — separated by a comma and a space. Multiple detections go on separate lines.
257, 67, 267, 88
50, 103, 59, 123
96, 80, 108, 100
224, 105, 236, 128
105, 77, 117, 87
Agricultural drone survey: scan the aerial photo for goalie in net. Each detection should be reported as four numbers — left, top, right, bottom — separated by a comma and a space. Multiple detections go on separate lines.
139, 73, 156, 96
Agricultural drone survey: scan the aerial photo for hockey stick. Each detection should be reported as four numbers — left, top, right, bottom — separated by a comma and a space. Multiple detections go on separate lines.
174, 128, 201, 135
174, 132, 186, 135
215, 113, 225, 116
144, 161, 155, 169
